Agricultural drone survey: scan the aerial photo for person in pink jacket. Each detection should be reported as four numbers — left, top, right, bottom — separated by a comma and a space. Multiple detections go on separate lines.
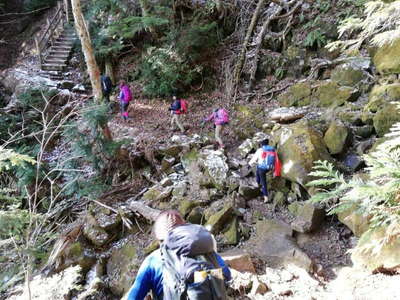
119, 80, 132, 121
202, 108, 229, 149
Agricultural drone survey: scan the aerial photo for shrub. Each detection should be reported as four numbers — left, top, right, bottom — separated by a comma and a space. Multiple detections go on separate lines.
307, 119, 400, 253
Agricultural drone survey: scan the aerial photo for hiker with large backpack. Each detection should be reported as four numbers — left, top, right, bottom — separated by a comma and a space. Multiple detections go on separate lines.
126, 210, 231, 300
101, 74, 113, 102
249, 139, 281, 203
202, 108, 229, 149
119, 80, 133, 121
169, 95, 187, 133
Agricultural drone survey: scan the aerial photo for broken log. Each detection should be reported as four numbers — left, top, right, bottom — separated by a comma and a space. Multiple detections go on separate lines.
128, 200, 161, 222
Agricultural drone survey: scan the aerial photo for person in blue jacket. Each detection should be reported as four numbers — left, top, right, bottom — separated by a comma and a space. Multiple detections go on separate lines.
126, 210, 231, 300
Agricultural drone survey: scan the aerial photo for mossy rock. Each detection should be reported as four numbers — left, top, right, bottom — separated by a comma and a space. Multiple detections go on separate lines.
364, 83, 400, 113
331, 64, 366, 87
61, 242, 96, 272
179, 199, 201, 217
205, 204, 235, 234
354, 125, 374, 138
373, 38, 400, 74
373, 103, 400, 136
83, 214, 110, 247
314, 81, 359, 107
323, 120, 349, 154
278, 82, 312, 107
338, 204, 370, 237
187, 206, 205, 224
352, 227, 400, 272
273, 191, 286, 207
273, 122, 332, 190
106, 241, 140, 296
223, 217, 239, 245
337, 110, 362, 126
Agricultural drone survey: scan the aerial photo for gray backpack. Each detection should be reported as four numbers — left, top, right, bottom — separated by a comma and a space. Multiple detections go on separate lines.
161, 224, 228, 300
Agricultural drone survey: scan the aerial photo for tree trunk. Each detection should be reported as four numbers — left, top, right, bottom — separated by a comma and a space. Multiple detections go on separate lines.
232, 0, 265, 95
105, 59, 115, 85
248, 6, 283, 92
71, 0, 102, 101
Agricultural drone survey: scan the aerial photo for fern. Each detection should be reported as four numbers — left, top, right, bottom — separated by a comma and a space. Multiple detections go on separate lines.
308, 107, 400, 254
327, 1, 400, 51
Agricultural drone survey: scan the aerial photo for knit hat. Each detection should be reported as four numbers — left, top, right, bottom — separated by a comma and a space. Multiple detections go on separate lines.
153, 210, 186, 241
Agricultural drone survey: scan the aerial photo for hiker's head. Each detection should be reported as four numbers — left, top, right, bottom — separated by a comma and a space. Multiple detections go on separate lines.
213, 108, 219, 113
172, 95, 177, 101
153, 210, 185, 241
261, 139, 269, 146
119, 80, 126, 86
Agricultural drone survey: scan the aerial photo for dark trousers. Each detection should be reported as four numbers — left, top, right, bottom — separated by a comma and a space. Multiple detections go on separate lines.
103, 91, 110, 102
120, 101, 129, 120
256, 167, 268, 196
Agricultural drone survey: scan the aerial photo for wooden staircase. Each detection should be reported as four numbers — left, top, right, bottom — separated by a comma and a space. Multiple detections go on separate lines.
35, 1, 77, 81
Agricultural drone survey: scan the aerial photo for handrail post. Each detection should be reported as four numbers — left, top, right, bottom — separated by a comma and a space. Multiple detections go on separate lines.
35, 37, 42, 68
64, 0, 69, 23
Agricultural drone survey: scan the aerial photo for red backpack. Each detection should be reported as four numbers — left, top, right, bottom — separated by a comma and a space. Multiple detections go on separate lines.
179, 99, 188, 114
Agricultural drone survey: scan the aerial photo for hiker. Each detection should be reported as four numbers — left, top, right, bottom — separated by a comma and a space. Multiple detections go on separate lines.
119, 80, 133, 121
202, 108, 229, 149
101, 74, 113, 102
168, 95, 187, 133
249, 139, 281, 203
126, 210, 231, 300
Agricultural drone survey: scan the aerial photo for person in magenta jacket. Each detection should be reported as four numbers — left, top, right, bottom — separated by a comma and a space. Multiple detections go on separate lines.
202, 108, 229, 149
119, 80, 132, 121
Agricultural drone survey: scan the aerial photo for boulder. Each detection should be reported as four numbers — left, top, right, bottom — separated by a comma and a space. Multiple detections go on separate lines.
249, 219, 313, 272
221, 251, 256, 274
323, 120, 349, 154
57, 241, 96, 273
83, 214, 110, 247
331, 60, 368, 87
354, 125, 374, 138
373, 103, 400, 136
344, 154, 364, 171
250, 278, 269, 296
364, 83, 400, 113
238, 179, 260, 200
288, 202, 325, 233
142, 185, 172, 202
179, 199, 201, 217
273, 191, 286, 207
352, 227, 400, 272
187, 206, 205, 224
338, 204, 370, 237
223, 217, 239, 245
172, 181, 188, 198
272, 122, 332, 191
161, 156, 176, 172
160, 177, 173, 187
238, 132, 269, 158
199, 149, 230, 190
106, 241, 140, 296
238, 139, 257, 158
158, 144, 183, 158
373, 38, 400, 74
205, 204, 235, 234
314, 81, 359, 107
95, 208, 122, 231
278, 82, 312, 107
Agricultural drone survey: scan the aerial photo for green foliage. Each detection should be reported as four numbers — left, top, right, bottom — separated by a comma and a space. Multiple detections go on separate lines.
25, 0, 57, 11
304, 29, 327, 48
315, 0, 331, 13
139, 21, 219, 96
327, 1, 400, 51
0, 147, 35, 172
60, 102, 124, 199
0, 209, 30, 240
274, 68, 286, 80
307, 117, 400, 250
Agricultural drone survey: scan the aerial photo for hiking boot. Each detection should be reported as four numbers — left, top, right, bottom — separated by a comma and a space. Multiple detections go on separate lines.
264, 196, 269, 203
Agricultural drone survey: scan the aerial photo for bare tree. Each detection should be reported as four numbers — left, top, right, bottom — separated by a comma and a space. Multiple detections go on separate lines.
71, 0, 102, 101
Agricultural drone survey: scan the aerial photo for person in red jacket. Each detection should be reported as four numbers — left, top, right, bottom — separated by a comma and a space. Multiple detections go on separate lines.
168, 95, 185, 133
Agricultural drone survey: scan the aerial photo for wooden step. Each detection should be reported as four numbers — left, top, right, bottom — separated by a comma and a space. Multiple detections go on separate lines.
41, 64, 67, 71
58, 38, 76, 42
51, 46, 72, 51
52, 43, 73, 49
44, 58, 67, 64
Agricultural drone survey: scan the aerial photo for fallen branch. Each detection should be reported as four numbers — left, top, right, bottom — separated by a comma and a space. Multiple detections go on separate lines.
128, 200, 161, 222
